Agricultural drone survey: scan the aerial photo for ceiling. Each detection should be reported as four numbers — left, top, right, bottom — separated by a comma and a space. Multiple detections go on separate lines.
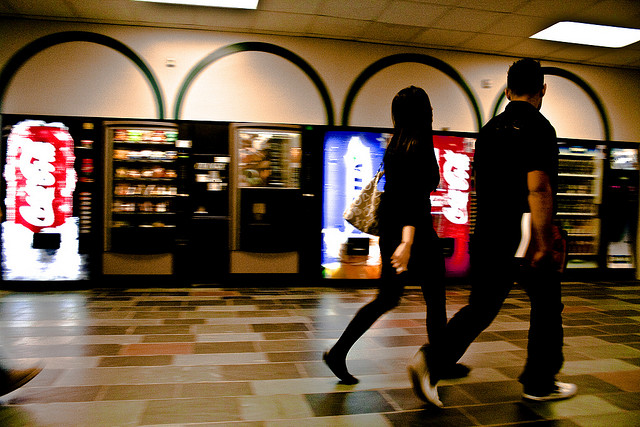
1, 0, 640, 70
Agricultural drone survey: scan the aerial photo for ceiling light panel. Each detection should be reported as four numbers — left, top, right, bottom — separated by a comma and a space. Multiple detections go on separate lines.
531, 21, 640, 48
134, 0, 259, 9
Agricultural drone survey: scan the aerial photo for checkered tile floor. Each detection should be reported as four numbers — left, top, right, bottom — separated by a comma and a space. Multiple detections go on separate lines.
1, 280, 639, 426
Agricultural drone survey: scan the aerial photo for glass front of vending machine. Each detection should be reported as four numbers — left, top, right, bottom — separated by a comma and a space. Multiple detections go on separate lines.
321, 129, 389, 279
230, 124, 303, 274
556, 141, 605, 270
102, 121, 180, 276
1, 115, 98, 282
602, 144, 639, 272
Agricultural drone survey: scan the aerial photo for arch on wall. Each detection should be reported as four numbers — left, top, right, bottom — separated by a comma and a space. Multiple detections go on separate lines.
174, 42, 335, 125
490, 66, 611, 140
342, 53, 483, 130
0, 31, 166, 118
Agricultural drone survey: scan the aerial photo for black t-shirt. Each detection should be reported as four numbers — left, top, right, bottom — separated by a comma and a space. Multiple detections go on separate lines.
473, 101, 558, 249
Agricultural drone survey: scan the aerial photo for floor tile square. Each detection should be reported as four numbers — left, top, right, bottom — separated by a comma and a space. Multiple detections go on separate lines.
571, 411, 640, 427
305, 391, 394, 416
120, 343, 194, 355
194, 341, 256, 354
463, 401, 543, 424
16, 401, 146, 426
592, 369, 640, 392
221, 363, 302, 381
252, 323, 309, 332
8, 385, 102, 404
142, 334, 195, 343
140, 397, 240, 424
456, 380, 524, 403
97, 355, 174, 367
102, 383, 177, 400
384, 407, 474, 426
267, 351, 322, 362
239, 394, 314, 420
180, 381, 252, 398
599, 391, 640, 411
527, 395, 624, 418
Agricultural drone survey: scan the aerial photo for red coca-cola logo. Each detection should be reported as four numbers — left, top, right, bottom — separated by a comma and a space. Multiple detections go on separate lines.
4, 121, 76, 233
431, 135, 475, 277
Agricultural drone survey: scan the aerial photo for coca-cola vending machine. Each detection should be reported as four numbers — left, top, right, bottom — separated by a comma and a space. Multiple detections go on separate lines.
1, 116, 98, 282
431, 134, 476, 277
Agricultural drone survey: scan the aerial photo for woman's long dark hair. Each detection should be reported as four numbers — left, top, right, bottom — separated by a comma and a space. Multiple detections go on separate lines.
385, 86, 433, 157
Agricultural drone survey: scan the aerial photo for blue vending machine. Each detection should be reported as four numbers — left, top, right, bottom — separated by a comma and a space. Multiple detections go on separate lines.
321, 129, 390, 279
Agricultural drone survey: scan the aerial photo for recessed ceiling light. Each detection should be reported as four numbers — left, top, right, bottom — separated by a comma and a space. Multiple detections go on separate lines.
134, 0, 259, 9
531, 21, 640, 48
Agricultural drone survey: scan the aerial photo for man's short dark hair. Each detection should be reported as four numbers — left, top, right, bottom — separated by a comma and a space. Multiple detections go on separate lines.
507, 58, 544, 96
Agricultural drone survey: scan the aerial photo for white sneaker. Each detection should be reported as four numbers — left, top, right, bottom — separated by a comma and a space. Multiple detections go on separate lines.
407, 349, 443, 407
522, 382, 577, 402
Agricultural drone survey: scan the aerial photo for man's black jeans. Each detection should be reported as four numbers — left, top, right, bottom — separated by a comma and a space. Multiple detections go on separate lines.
432, 248, 564, 393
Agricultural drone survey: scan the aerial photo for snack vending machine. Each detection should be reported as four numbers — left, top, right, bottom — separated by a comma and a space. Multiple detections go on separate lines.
230, 123, 303, 274
1, 116, 98, 281
103, 121, 180, 275
555, 142, 605, 269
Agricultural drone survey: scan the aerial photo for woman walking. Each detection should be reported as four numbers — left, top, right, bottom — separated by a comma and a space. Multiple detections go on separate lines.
324, 86, 461, 401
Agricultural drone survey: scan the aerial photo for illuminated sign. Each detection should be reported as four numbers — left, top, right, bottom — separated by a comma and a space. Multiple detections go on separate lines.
431, 135, 475, 277
441, 149, 471, 224
4, 121, 77, 233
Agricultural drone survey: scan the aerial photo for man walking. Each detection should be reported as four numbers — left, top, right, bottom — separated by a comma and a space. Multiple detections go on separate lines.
409, 58, 576, 406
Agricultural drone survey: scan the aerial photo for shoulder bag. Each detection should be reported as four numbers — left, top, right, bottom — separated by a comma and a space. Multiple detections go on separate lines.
343, 169, 384, 236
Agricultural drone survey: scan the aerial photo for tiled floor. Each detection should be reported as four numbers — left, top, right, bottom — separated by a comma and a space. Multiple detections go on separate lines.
0, 280, 639, 426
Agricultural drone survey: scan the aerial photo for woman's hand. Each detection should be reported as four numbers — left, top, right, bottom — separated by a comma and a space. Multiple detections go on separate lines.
392, 226, 415, 274
391, 241, 411, 274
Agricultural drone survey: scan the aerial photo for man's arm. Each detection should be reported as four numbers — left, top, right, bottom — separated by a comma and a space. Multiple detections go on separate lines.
527, 170, 554, 267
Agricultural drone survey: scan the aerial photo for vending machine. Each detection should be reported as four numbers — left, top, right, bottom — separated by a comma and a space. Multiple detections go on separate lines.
230, 123, 303, 274
556, 141, 605, 270
102, 121, 181, 275
321, 129, 390, 279
185, 152, 231, 281
1, 115, 99, 282
320, 128, 476, 279
602, 144, 638, 271
431, 134, 476, 277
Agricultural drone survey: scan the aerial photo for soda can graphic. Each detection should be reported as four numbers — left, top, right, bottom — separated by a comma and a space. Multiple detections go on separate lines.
4, 120, 77, 233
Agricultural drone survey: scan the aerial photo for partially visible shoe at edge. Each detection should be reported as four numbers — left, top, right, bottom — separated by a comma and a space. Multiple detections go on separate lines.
0, 366, 43, 397
407, 348, 443, 408
522, 381, 577, 402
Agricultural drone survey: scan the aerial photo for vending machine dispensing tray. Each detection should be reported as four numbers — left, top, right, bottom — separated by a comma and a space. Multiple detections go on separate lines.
109, 226, 177, 254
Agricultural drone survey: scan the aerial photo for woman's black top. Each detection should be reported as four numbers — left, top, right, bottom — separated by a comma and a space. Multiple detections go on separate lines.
378, 133, 440, 235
